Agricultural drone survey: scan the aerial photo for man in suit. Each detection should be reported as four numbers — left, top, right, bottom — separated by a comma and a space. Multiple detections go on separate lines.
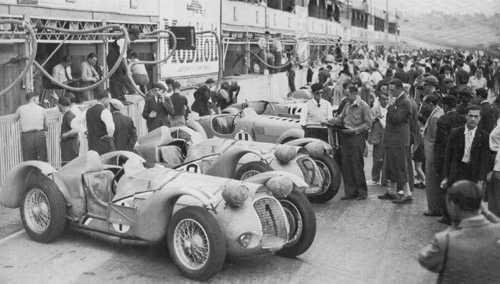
86, 90, 115, 155
476, 88, 495, 134
441, 105, 490, 192
422, 94, 445, 217
142, 82, 174, 132
378, 79, 413, 204
435, 96, 467, 224
110, 99, 137, 152
418, 180, 500, 284
394, 62, 409, 83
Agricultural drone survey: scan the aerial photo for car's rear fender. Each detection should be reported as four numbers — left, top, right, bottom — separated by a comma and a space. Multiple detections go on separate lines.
133, 185, 218, 242
276, 128, 305, 144
204, 147, 266, 178
0, 162, 59, 208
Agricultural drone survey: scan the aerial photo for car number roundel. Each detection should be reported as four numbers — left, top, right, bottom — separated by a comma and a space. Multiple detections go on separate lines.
235, 130, 252, 141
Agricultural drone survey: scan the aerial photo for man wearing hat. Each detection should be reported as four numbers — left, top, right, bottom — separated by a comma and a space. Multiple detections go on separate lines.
192, 78, 215, 117
13, 92, 48, 162
375, 69, 394, 97
110, 99, 137, 152
299, 83, 334, 143
106, 27, 141, 105
142, 82, 174, 132
441, 77, 455, 96
423, 75, 441, 99
58, 96, 79, 166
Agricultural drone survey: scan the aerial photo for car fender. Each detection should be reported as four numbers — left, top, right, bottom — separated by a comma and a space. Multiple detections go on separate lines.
243, 171, 308, 188
0, 161, 58, 208
204, 147, 266, 178
284, 138, 333, 153
133, 185, 218, 242
187, 119, 208, 139
276, 128, 305, 144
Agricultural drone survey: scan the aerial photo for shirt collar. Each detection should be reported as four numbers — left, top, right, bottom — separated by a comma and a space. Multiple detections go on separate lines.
458, 215, 488, 229
464, 125, 478, 136
351, 95, 362, 106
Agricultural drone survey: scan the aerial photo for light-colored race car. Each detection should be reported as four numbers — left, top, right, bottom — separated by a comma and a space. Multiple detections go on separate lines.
135, 126, 340, 202
0, 151, 316, 281
192, 110, 342, 202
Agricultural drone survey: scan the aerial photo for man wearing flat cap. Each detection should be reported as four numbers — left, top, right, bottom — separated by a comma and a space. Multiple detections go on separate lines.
107, 27, 141, 105
110, 99, 137, 152
299, 83, 334, 143
142, 82, 174, 132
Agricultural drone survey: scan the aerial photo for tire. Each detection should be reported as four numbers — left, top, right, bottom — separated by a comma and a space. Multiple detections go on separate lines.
167, 206, 226, 281
20, 176, 67, 243
276, 190, 316, 258
308, 155, 342, 203
234, 161, 273, 180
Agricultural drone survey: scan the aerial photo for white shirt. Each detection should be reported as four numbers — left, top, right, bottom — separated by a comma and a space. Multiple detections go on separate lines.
13, 102, 47, 132
462, 126, 477, 163
369, 71, 383, 86
70, 103, 114, 137
490, 124, 500, 171
468, 76, 487, 90
300, 98, 333, 126
52, 63, 72, 83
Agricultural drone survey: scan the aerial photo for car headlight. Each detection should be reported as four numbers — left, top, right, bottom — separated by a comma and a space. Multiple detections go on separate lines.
237, 231, 260, 249
222, 184, 249, 208
265, 176, 293, 198
274, 145, 297, 163
305, 142, 325, 159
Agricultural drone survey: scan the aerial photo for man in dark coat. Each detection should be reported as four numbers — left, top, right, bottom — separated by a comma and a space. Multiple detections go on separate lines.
110, 99, 137, 152
441, 105, 490, 191
191, 79, 215, 117
58, 96, 79, 165
476, 88, 495, 134
394, 62, 409, 83
142, 82, 174, 132
378, 79, 413, 204
86, 90, 115, 155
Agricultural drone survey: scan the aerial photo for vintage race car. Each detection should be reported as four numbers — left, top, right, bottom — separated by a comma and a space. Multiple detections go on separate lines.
135, 126, 340, 202
0, 151, 316, 281
192, 110, 342, 202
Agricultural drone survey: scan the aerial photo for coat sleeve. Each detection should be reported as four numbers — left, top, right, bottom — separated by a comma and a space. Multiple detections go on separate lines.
418, 233, 447, 273
142, 98, 151, 120
479, 132, 491, 181
443, 129, 457, 179
128, 118, 138, 147
435, 118, 447, 177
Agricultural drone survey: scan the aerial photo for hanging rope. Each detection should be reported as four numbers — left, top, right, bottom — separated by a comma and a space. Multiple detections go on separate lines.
0, 20, 37, 98
32, 24, 130, 93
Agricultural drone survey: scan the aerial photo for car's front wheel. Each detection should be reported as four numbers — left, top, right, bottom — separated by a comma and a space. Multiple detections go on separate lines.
276, 190, 316, 258
234, 161, 273, 180
309, 155, 341, 203
167, 206, 226, 281
20, 177, 67, 243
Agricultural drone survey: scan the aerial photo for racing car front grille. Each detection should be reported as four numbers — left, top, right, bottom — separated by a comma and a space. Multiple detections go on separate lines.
253, 197, 288, 243
297, 157, 324, 194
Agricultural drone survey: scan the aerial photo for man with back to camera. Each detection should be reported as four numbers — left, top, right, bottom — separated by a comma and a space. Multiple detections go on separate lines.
418, 180, 500, 284
169, 81, 190, 127
299, 83, 334, 143
109, 99, 137, 152
13, 92, 48, 162
86, 90, 115, 155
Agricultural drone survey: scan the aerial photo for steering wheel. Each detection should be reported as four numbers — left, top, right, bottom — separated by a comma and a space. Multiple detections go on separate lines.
231, 111, 244, 128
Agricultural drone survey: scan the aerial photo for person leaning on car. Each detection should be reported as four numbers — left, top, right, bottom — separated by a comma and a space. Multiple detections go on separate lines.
299, 83, 333, 143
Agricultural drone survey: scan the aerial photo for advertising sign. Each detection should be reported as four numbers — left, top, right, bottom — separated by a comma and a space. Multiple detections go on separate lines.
159, 0, 220, 79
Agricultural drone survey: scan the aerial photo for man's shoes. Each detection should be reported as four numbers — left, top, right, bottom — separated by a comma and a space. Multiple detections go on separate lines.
392, 195, 413, 204
423, 211, 443, 217
356, 195, 367, 200
438, 217, 452, 225
340, 195, 356, 200
378, 192, 398, 200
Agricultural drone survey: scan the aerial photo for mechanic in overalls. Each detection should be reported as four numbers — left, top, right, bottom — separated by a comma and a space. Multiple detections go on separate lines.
300, 83, 334, 143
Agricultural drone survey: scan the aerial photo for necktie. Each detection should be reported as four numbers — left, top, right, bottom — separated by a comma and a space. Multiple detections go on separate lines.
64, 67, 71, 82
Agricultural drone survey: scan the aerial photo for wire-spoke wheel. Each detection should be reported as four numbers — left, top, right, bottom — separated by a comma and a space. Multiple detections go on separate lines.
167, 206, 226, 281
308, 155, 341, 203
235, 161, 273, 180
20, 177, 66, 243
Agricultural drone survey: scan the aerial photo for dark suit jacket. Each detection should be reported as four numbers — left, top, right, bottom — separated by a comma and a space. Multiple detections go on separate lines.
443, 125, 490, 183
191, 85, 212, 116
418, 215, 500, 284
384, 92, 412, 147
112, 112, 137, 151
435, 111, 467, 180
142, 92, 174, 132
394, 70, 409, 83
479, 101, 495, 134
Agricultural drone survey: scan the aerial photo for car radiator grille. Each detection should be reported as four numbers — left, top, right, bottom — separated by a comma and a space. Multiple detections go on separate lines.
297, 157, 324, 194
253, 197, 288, 245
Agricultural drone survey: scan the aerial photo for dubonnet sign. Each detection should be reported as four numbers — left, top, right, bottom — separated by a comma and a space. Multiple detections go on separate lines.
159, 0, 220, 78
